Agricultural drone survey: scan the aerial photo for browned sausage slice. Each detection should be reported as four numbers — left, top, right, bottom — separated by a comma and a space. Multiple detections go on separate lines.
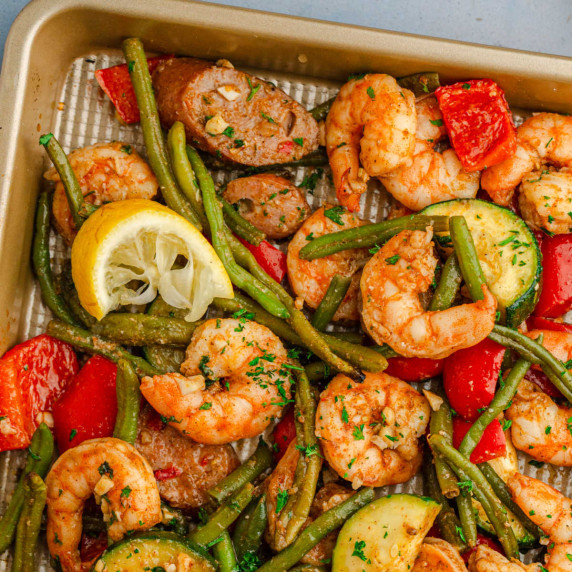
153, 58, 319, 166
223, 174, 310, 239
135, 406, 239, 509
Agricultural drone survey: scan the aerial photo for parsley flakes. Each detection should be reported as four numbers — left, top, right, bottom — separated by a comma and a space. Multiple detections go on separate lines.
324, 206, 345, 225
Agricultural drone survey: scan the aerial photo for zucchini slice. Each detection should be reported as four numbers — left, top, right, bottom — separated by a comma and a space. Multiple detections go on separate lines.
91, 531, 216, 572
332, 494, 440, 572
422, 199, 541, 327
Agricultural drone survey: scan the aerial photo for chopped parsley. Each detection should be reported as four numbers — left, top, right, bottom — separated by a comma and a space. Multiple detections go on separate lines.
199, 402, 212, 410
385, 255, 400, 265
276, 489, 289, 513
366, 86, 375, 100
352, 540, 369, 562
222, 126, 235, 138
430, 119, 444, 126
246, 77, 260, 102
98, 461, 113, 478
293, 137, 304, 147
260, 112, 276, 124
69, 429, 78, 442
324, 205, 345, 225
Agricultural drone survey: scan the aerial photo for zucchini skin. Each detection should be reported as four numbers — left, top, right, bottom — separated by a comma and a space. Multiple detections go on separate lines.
91, 531, 216, 572
421, 198, 541, 327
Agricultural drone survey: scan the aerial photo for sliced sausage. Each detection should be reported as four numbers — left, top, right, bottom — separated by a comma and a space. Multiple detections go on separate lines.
135, 406, 239, 509
152, 57, 319, 166
223, 174, 310, 239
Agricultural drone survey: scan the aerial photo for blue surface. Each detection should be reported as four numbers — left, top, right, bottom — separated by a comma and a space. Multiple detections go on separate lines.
1, 0, 571, 70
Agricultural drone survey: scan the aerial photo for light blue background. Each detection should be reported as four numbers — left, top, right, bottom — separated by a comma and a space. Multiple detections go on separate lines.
1, 0, 571, 70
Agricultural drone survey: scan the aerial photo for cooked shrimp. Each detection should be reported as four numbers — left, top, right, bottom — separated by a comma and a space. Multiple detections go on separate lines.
326, 74, 416, 211
222, 174, 310, 239
315, 372, 430, 488
505, 329, 572, 464
506, 379, 572, 465
45, 437, 161, 572
412, 538, 467, 572
380, 97, 480, 211
519, 168, 572, 234
140, 318, 293, 445
481, 113, 572, 206
468, 544, 540, 572
287, 206, 369, 322
360, 229, 497, 359
508, 473, 572, 572
265, 440, 354, 563
44, 141, 159, 244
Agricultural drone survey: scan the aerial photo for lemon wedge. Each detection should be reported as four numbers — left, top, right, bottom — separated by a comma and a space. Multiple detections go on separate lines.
71, 199, 233, 321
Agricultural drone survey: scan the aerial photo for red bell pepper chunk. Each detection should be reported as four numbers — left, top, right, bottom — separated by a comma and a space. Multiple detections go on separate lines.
443, 339, 506, 421
95, 55, 174, 124
534, 234, 572, 318
52, 356, 117, 452
435, 79, 516, 172
527, 316, 572, 334
0, 334, 78, 452
272, 407, 296, 460
384, 357, 444, 382
524, 368, 563, 399
80, 530, 108, 567
154, 466, 183, 481
462, 534, 503, 563
452, 417, 506, 464
236, 236, 287, 283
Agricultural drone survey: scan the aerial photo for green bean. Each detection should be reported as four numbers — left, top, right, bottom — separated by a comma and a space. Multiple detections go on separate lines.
428, 397, 460, 499
422, 452, 467, 552
190, 484, 254, 546
113, 359, 141, 444
227, 233, 366, 381
46, 320, 163, 377
167, 122, 209, 229
213, 293, 386, 373
311, 274, 352, 331
449, 216, 488, 302
396, 71, 441, 97
428, 435, 519, 559
299, 215, 450, 260
489, 325, 572, 403
56, 264, 96, 329
92, 313, 200, 346
201, 148, 328, 172
310, 98, 334, 122
456, 493, 477, 550
304, 361, 329, 382
430, 395, 477, 547
39, 133, 94, 228
12, 473, 47, 572
221, 196, 266, 246
143, 296, 187, 373
186, 145, 289, 319
209, 440, 273, 504
479, 463, 541, 540
288, 566, 327, 572
212, 530, 238, 572
428, 253, 462, 312
255, 487, 375, 572
0, 423, 53, 554
32, 192, 80, 326
281, 370, 322, 545
329, 331, 364, 344
122, 38, 203, 230
458, 357, 530, 458
233, 495, 267, 562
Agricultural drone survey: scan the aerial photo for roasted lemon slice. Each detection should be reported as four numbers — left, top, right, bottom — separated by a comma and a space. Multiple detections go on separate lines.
71, 199, 233, 321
